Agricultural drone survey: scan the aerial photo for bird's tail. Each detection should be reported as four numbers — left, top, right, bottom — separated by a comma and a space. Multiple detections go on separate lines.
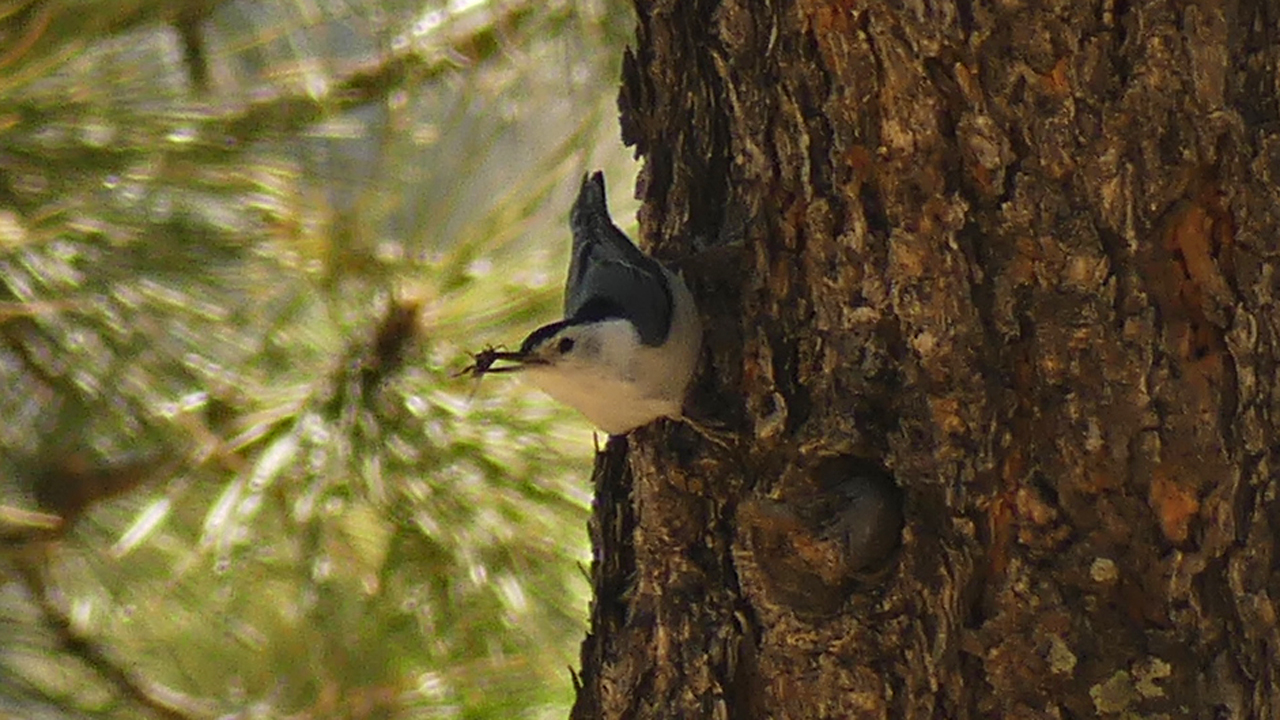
570, 171, 609, 231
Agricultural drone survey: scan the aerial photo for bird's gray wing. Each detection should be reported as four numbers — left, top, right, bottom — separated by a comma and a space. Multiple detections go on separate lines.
564, 172, 673, 346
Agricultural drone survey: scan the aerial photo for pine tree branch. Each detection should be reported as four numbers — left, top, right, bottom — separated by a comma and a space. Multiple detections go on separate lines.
31, 454, 168, 528
212, 1, 541, 146
14, 559, 215, 720
0, 504, 61, 543
3, 0, 547, 192
0, 0, 223, 79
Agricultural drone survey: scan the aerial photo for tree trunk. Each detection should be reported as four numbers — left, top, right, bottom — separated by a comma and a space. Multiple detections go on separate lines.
572, 1, 1280, 718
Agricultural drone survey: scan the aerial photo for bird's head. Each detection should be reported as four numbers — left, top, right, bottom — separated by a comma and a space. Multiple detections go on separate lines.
465, 311, 689, 435
474, 317, 639, 381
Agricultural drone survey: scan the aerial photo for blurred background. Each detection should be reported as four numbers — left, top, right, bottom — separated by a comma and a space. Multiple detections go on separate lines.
0, 0, 638, 717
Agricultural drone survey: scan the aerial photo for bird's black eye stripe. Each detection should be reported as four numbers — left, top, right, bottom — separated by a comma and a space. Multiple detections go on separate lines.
557, 338, 575, 354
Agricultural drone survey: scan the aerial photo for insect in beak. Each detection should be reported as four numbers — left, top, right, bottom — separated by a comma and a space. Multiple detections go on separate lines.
457, 347, 547, 378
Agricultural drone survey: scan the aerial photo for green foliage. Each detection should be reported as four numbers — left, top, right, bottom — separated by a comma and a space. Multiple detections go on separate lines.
0, 0, 637, 717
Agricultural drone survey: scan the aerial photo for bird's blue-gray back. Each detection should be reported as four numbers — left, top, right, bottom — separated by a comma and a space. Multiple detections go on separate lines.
564, 172, 673, 347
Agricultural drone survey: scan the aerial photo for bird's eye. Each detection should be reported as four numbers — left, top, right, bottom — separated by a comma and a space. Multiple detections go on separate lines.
557, 337, 575, 354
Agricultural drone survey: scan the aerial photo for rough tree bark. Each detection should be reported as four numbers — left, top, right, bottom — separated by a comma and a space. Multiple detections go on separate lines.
572, 1, 1280, 718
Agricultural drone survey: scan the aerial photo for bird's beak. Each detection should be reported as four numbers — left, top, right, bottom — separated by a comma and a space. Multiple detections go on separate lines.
481, 351, 543, 373
463, 349, 548, 377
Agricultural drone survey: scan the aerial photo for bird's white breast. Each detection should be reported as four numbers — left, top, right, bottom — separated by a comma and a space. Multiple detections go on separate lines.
524, 359, 681, 435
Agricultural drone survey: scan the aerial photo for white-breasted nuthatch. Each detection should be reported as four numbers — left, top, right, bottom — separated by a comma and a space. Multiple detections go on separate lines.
471, 172, 702, 436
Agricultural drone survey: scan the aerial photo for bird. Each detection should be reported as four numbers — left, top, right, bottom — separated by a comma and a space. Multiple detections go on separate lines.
469, 171, 703, 436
